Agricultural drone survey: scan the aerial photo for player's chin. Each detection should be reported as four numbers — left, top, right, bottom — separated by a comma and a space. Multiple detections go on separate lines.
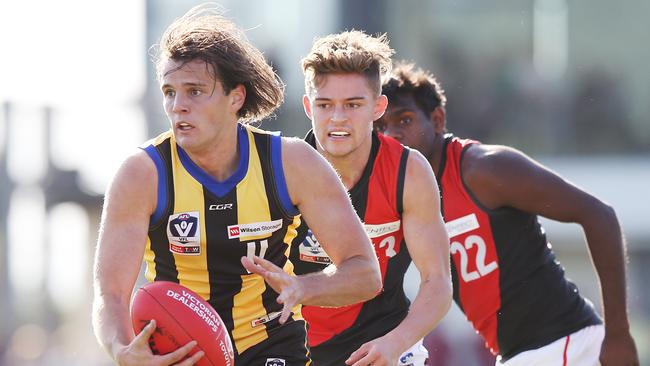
323, 144, 354, 157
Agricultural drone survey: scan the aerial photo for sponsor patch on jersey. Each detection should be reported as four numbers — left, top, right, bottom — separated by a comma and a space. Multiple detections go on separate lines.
364, 220, 401, 238
445, 213, 480, 238
265, 358, 285, 366
298, 230, 332, 264
399, 351, 414, 366
208, 203, 233, 211
167, 211, 201, 255
227, 219, 283, 240
251, 311, 282, 327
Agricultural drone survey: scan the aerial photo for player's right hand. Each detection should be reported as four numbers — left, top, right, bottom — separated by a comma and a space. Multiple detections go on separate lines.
241, 255, 304, 324
114, 320, 205, 366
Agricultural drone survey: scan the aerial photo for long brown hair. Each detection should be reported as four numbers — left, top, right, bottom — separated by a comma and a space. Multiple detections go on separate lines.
154, 4, 284, 122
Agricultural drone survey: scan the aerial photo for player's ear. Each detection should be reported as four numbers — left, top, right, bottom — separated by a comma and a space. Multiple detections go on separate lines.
302, 95, 313, 119
373, 94, 388, 120
430, 106, 446, 134
229, 84, 246, 112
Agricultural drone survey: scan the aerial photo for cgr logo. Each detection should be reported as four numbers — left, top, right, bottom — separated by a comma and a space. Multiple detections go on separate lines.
209, 203, 233, 211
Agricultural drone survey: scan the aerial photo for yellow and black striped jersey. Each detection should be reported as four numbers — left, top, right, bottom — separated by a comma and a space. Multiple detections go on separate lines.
140, 123, 305, 356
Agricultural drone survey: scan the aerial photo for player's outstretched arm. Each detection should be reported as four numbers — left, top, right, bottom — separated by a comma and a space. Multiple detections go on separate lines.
346, 150, 452, 366
92, 151, 199, 366
273, 138, 381, 308
463, 144, 639, 366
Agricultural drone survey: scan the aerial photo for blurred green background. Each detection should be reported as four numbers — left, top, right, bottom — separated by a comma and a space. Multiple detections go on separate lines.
1, 1, 648, 365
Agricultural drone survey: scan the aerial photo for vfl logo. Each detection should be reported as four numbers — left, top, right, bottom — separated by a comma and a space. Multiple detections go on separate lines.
167, 211, 201, 255
399, 352, 414, 366
265, 358, 285, 366
298, 230, 332, 264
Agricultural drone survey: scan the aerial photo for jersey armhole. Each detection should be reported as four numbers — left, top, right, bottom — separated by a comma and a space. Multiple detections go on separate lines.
270, 134, 300, 217
141, 144, 168, 227
396, 148, 410, 215
458, 143, 501, 214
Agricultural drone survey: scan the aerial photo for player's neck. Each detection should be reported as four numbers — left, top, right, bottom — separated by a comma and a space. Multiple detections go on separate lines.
428, 134, 445, 177
182, 127, 241, 182
323, 139, 372, 191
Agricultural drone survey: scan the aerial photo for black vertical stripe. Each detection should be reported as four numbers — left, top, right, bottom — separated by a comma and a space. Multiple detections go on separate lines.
148, 138, 178, 282
395, 148, 409, 215
203, 188, 241, 338
250, 132, 292, 327
437, 134, 453, 216
349, 132, 380, 219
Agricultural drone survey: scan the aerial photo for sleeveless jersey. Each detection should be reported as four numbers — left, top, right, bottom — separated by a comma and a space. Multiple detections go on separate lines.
290, 131, 411, 358
141, 124, 305, 356
438, 134, 601, 360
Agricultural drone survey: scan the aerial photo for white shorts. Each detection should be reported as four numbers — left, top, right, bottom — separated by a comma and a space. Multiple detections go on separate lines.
398, 338, 428, 366
498, 324, 604, 366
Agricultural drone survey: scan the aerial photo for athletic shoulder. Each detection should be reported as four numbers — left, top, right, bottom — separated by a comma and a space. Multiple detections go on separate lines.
406, 147, 436, 179
462, 143, 540, 183
280, 136, 329, 170
280, 136, 342, 206
104, 148, 158, 215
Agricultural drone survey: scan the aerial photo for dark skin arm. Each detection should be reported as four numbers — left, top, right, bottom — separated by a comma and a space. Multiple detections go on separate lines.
462, 143, 638, 366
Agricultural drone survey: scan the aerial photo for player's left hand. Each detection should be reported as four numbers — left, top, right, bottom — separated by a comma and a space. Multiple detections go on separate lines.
345, 335, 401, 366
599, 329, 639, 366
241, 255, 304, 324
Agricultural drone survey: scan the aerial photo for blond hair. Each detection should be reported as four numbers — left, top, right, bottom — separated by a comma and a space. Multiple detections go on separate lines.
302, 30, 394, 96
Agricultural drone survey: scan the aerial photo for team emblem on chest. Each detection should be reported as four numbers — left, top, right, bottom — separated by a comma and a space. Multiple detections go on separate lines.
167, 211, 201, 255
298, 230, 332, 264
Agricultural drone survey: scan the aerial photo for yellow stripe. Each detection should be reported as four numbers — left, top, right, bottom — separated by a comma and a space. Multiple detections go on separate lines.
143, 237, 156, 281
284, 215, 303, 319
231, 128, 272, 352
231, 274, 269, 353
143, 131, 173, 283
283, 214, 302, 261
169, 135, 210, 299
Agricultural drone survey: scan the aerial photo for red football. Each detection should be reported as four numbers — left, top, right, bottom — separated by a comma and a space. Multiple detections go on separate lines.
131, 281, 235, 366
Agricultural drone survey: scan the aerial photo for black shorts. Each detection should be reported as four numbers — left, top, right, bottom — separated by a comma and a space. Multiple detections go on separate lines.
237, 320, 311, 366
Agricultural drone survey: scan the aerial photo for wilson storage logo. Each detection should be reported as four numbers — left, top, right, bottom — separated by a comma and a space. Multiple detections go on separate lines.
227, 219, 283, 239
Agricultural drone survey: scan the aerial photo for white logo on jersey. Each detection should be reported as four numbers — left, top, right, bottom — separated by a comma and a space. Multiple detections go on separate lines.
209, 203, 233, 210
445, 213, 479, 238
265, 358, 285, 366
167, 211, 201, 255
364, 220, 401, 238
298, 230, 332, 264
251, 311, 281, 327
227, 219, 283, 239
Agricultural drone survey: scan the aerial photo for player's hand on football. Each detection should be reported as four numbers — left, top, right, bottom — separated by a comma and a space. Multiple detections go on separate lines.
115, 320, 205, 366
599, 329, 639, 366
345, 335, 401, 366
241, 255, 304, 324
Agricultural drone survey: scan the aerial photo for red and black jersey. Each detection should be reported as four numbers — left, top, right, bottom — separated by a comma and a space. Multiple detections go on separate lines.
439, 134, 601, 360
290, 131, 411, 365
